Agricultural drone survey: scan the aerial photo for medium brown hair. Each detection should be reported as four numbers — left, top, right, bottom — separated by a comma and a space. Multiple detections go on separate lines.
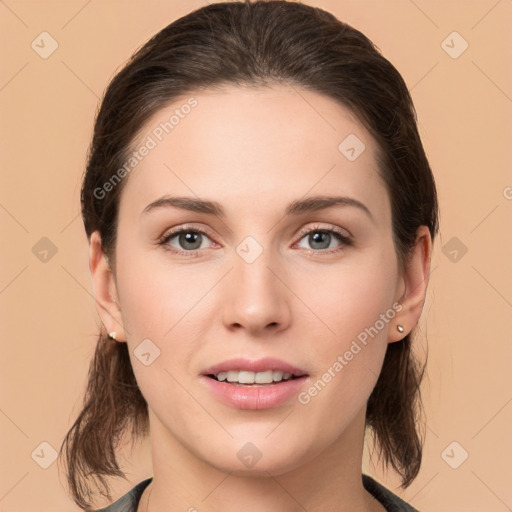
59, 1, 439, 508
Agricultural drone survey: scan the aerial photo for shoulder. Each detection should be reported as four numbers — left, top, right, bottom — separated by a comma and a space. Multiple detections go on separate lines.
90, 478, 153, 512
362, 474, 420, 512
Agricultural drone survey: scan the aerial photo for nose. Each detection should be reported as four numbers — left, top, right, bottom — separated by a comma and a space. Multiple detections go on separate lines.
221, 247, 291, 336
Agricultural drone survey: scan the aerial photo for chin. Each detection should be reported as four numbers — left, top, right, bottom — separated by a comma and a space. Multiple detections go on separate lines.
196, 436, 315, 477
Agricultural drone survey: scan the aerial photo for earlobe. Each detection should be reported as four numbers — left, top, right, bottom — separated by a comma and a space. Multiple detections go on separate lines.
389, 225, 432, 343
89, 231, 127, 342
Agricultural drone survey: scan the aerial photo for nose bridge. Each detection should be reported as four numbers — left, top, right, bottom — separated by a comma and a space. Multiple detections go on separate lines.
222, 236, 290, 332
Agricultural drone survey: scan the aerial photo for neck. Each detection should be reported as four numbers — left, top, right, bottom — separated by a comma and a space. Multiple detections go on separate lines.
142, 408, 383, 512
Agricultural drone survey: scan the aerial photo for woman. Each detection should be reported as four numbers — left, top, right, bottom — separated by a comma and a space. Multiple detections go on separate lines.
59, 1, 439, 511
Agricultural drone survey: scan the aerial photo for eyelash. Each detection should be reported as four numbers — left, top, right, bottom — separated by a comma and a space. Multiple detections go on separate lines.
158, 223, 353, 258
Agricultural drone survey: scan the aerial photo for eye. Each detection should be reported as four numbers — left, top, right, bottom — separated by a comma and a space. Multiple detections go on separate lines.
295, 224, 352, 254
158, 225, 215, 256
158, 223, 352, 257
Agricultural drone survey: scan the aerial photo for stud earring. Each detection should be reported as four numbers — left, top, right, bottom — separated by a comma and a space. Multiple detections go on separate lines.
397, 325, 404, 333
108, 331, 117, 340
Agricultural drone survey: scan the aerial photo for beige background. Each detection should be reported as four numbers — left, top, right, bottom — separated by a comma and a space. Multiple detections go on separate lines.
1, 0, 511, 510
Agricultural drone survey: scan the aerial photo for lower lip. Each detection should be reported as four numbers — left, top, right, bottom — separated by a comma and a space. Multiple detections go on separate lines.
200, 375, 310, 410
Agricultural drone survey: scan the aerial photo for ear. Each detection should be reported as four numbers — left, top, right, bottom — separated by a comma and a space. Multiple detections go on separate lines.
389, 225, 432, 343
89, 231, 127, 342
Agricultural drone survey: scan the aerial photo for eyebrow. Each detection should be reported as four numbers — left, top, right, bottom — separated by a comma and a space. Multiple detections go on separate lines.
141, 194, 374, 222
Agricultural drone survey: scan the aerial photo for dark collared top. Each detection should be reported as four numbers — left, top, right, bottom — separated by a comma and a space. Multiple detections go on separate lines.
92, 474, 419, 512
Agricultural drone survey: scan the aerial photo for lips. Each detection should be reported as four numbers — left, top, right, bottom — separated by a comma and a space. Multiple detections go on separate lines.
200, 357, 310, 409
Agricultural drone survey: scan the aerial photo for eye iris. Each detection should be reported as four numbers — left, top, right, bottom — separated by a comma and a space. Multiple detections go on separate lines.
180, 231, 202, 250
310, 231, 330, 250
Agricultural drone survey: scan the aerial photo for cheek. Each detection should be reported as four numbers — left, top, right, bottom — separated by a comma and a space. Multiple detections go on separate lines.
115, 246, 207, 339
114, 245, 216, 389
293, 248, 398, 406
297, 251, 398, 348
114, 251, 203, 424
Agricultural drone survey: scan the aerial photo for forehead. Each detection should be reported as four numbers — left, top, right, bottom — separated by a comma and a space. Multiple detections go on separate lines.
118, 84, 390, 223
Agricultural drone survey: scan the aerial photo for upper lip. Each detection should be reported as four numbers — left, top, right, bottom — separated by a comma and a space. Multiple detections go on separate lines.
202, 357, 308, 377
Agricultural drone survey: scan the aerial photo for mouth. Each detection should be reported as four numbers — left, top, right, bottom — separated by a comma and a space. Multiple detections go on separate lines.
200, 357, 309, 409
201, 357, 308, 384
206, 370, 303, 386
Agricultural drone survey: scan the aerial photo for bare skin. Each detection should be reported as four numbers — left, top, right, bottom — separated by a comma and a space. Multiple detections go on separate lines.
89, 84, 431, 512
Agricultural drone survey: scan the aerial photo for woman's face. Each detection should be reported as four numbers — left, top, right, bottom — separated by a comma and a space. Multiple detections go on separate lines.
106, 84, 408, 475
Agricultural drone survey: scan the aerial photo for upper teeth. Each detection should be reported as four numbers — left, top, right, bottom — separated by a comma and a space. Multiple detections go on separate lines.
215, 370, 293, 384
